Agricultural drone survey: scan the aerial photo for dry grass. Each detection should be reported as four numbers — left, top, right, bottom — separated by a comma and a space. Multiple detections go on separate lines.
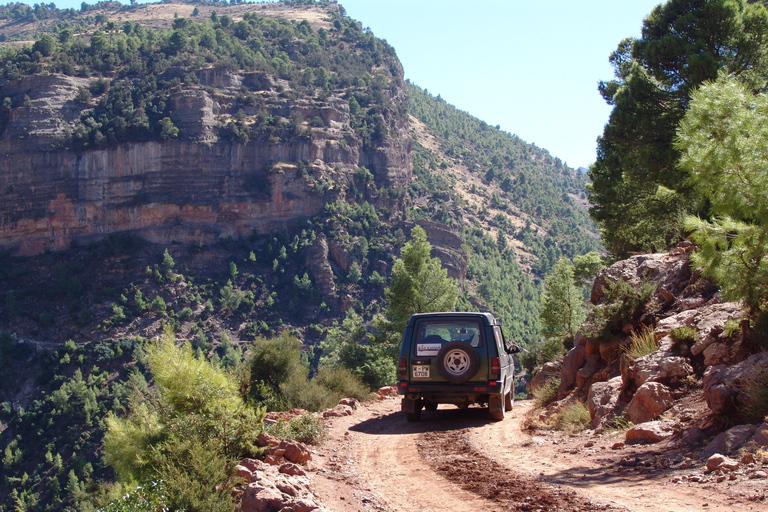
623, 324, 658, 360
531, 377, 560, 408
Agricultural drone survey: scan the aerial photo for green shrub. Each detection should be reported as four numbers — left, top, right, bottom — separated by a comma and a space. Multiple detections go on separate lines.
313, 366, 371, 402
532, 377, 560, 408
265, 413, 326, 446
279, 373, 336, 411
670, 325, 697, 346
97, 481, 168, 512
623, 325, 658, 360
593, 278, 656, 339
247, 332, 307, 404
604, 412, 633, 432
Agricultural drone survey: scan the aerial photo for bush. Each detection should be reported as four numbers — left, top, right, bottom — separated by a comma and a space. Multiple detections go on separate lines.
593, 278, 655, 339
247, 332, 307, 403
265, 413, 326, 446
670, 325, 697, 346
313, 366, 371, 402
531, 377, 560, 408
623, 325, 658, 360
279, 373, 336, 411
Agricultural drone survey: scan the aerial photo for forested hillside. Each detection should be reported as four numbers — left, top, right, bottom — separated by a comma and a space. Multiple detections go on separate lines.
0, 1, 600, 510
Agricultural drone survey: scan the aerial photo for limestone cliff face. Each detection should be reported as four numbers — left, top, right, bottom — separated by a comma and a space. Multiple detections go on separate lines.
0, 69, 411, 255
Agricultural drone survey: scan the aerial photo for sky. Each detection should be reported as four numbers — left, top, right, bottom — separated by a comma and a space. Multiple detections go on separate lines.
4, 0, 663, 169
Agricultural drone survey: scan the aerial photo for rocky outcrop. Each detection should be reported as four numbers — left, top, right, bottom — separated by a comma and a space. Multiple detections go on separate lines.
702, 351, 768, 416
0, 68, 411, 255
236, 458, 328, 512
417, 220, 468, 281
553, 243, 768, 455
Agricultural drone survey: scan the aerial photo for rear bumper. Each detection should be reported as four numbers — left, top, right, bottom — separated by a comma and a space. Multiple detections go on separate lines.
397, 381, 502, 396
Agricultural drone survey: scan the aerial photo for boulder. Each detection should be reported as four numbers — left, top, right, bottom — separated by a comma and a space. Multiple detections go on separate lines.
256, 432, 281, 448
376, 385, 398, 398
322, 404, 354, 418
622, 337, 693, 390
700, 424, 758, 459
706, 454, 740, 472
558, 345, 586, 396
625, 420, 676, 444
702, 342, 730, 367
626, 381, 673, 424
530, 361, 562, 392
588, 376, 624, 428
690, 303, 745, 357
702, 351, 768, 416
280, 440, 311, 465
751, 422, 768, 448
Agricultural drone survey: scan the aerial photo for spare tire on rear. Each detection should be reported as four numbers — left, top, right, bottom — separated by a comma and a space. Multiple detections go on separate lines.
436, 341, 480, 383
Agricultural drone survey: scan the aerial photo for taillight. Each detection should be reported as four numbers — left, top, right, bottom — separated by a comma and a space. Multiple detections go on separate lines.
398, 358, 407, 378
491, 357, 500, 376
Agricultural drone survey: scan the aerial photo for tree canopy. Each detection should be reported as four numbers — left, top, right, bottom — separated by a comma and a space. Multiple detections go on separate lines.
676, 74, 768, 312
384, 225, 458, 334
589, 0, 768, 257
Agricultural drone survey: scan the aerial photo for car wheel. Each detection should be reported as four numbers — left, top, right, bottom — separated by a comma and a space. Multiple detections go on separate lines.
425, 402, 438, 411
436, 341, 480, 383
489, 393, 505, 421
505, 389, 514, 410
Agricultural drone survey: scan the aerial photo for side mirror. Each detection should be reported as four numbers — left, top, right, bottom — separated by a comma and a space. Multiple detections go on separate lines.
505, 343, 521, 354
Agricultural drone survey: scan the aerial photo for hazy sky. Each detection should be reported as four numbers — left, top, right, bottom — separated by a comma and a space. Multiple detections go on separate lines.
4, 0, 663, 169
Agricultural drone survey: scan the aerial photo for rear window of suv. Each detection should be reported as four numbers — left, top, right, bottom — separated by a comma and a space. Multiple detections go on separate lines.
413, 319, 483, 356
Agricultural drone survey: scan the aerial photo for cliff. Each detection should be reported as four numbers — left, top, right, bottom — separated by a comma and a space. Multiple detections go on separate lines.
0, 68, 410, 255
0, 1, 412, 256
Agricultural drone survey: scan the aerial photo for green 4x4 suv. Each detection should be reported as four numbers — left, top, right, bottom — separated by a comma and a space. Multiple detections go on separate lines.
397, 312, 520, 422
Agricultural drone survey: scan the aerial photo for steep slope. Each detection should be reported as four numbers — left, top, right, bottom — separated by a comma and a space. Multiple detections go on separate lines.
407, 83, 600, 341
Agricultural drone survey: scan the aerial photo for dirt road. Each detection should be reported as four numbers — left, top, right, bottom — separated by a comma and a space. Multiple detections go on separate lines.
309, 397, 767, 512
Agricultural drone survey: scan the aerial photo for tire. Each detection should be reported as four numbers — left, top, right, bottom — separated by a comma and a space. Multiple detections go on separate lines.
402, 397, 422, 422
425, 402, 438, 411
405, 409, 422, 422
436, 341, 480, 383
489, 393, 505, 421
505, 389, 514, 410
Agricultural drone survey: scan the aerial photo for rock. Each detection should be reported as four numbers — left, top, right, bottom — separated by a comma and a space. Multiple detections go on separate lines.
280, 440, 311, 465
0, 65, 411, 256
376, 385, 398, 398
750, 470, 768, 479
626, 381, 674, 424
625, 420, 676, 444
558, 345, 586, 396
654, 310, 697, 339
599, 339, 623, 364
575, 353, 602, 391
703, 351, 768, 416
681, 427, 706, 447
530, 361, 562, 392
588, 376, 624, 428
279, 463, 307, 477
741, 453, 756, 464
751, 422, 768, 448
303, 234, 337, 299
622, 337, 693, 390
700, 424, 758, 459
706, 454, 740, 472
235, 464, 254, 482
690, 303, 745, 357
338, 397, 359, 409
322, 404, 354, 418
256, 432, 281, 448
703, 342, 730, 367
591, 251, 689, 306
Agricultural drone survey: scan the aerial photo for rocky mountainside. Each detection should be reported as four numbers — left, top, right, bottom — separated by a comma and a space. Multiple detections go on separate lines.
540, 243, 768, 465
0, 2, 409, 256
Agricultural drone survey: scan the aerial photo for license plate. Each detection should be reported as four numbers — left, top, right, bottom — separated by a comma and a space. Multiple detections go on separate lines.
412, 365, 430, 379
